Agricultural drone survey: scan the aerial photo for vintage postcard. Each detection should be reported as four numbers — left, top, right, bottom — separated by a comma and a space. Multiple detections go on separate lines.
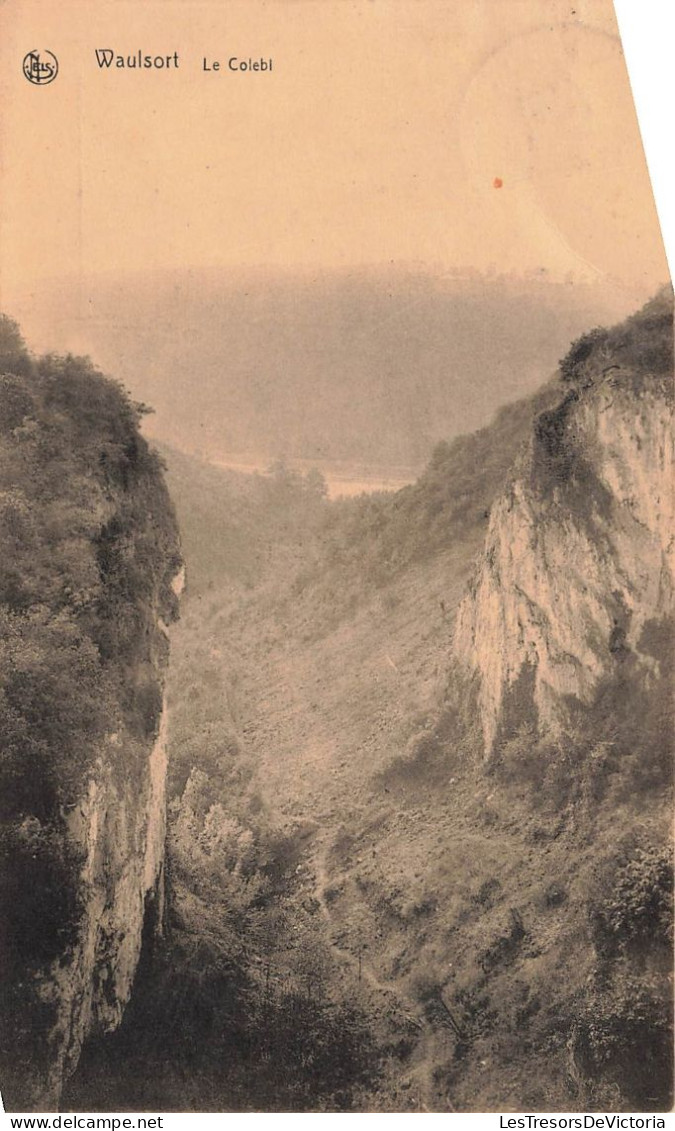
0, 0, 672, 1116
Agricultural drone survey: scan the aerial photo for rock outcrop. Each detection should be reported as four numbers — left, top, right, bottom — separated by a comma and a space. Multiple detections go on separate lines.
35, 705, 171, 1110
453, 288, 674, 755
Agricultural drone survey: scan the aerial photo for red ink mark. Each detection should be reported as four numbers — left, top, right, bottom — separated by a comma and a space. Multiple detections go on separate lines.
493, 177, 503, 189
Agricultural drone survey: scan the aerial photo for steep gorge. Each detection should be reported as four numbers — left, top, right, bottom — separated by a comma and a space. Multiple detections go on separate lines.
3, 286, 672, 1113
151, 287, 671, 1111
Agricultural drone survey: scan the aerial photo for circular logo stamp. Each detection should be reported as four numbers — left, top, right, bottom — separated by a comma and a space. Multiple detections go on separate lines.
22, 50, 59, 85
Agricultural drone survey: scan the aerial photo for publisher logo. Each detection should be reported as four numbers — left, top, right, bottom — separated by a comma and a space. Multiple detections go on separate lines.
22, 50, 59, 85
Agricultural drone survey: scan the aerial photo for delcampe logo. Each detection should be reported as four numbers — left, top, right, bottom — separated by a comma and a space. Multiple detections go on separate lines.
22, 50, 59, 85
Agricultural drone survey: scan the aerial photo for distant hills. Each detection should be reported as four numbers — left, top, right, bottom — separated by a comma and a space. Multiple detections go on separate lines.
7, 267, 643, 469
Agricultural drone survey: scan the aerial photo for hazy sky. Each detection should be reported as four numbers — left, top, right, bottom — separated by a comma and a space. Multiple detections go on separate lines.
0, 0, 668, 313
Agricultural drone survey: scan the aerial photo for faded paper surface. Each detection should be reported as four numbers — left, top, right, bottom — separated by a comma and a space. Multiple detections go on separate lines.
0, 0, 671, 1115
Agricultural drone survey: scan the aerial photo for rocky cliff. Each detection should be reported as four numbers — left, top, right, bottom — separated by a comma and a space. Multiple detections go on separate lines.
454, 288, 674, 756
0, 319, 181, 1110
33, 705, 170, 1110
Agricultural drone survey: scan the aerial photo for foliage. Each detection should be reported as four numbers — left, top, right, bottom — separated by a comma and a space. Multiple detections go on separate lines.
170, 768, 269, 944
0, 315, 34, 378
0, 609, 115, 816
67, 921, 382, 1113
589, 845, 673, 953
160, 444, 329, 596
559, 286, 673, 393
0, 343, 180, 821
573, 979, 673, 1110
559, 327, 609, 383
0, 819, 85, 973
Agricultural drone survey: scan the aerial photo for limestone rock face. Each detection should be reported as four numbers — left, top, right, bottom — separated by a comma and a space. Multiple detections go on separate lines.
454, 296, 674, 755
35, 707, 170, 1109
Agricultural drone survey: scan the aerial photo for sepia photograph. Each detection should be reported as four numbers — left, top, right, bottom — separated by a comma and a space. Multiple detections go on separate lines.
0, 0, 672, 1116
